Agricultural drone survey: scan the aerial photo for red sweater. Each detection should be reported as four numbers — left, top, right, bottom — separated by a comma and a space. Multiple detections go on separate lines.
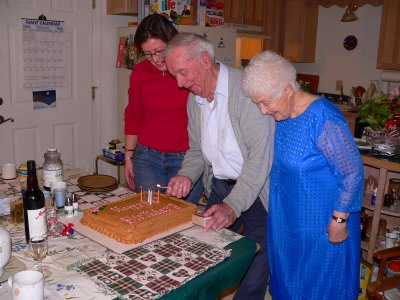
125, 60, 190, 152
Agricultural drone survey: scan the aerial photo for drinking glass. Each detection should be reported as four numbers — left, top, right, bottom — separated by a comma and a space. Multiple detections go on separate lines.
29, 235, 49, 276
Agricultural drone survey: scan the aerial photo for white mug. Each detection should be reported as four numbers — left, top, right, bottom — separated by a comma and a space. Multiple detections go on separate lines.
1, 163, 17, 180
8, 270, 44, 300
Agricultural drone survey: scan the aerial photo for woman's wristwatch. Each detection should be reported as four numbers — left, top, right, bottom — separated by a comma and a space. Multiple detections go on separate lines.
332, 215, 347, 223
124, 149, 135, 162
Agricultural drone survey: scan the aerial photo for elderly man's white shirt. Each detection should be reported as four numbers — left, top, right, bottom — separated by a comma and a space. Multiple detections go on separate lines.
194, 63, 243, 180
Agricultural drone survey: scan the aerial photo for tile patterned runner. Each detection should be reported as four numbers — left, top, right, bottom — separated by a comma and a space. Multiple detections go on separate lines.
77, 233, 231, 299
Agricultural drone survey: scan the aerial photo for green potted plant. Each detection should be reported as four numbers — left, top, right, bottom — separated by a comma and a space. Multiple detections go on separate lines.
356, 95, 390, 132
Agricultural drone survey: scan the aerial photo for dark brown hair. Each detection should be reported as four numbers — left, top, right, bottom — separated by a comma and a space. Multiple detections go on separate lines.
134, 13, 177, 54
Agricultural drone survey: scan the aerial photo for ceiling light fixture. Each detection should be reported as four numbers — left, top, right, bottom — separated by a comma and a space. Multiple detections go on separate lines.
341, 5, 358, 22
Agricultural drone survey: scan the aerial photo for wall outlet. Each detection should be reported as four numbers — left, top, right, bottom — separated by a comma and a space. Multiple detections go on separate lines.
336, 80, 343, 91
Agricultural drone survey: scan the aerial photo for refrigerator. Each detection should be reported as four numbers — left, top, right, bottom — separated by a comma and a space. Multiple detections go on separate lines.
116, 25, 239, 140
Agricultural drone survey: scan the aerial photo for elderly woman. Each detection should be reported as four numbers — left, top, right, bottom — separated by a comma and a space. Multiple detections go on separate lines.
242, 51, 364, 300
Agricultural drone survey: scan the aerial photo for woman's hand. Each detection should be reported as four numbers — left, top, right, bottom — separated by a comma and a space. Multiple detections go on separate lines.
124, 159, 135, 190
327, 220, 349, 244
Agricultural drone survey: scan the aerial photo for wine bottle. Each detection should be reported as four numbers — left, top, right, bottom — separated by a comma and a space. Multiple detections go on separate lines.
23, 160, 47, 243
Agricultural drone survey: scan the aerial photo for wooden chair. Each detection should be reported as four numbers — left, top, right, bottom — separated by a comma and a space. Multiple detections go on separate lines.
367, 246, 400, 300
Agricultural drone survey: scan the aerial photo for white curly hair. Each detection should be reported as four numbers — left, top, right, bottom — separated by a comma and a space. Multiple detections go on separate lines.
242, 51, 300, 99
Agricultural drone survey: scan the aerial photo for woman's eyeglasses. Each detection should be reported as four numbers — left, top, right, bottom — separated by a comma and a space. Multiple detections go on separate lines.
143, 49, 165, 60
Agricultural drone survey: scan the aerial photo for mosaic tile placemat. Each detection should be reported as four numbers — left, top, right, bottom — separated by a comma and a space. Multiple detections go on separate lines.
77, 232, 231, 299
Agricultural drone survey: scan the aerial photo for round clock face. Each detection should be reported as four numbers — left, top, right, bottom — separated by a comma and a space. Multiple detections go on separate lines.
343, 35, 358, 50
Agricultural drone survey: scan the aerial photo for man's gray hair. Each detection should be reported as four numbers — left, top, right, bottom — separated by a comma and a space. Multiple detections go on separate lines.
164, 32, 215, 61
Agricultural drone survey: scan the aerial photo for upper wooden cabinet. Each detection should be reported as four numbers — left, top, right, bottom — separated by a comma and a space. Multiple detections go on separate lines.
262, 0, 285, 53
376, 0, 400, 70
224, 0, 264, 26
107, 0, 138, 15
281, 0, 319, 63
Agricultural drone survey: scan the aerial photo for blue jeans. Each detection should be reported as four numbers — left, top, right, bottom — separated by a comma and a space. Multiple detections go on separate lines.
133, 144, 203, 204
207, 177, 269, 300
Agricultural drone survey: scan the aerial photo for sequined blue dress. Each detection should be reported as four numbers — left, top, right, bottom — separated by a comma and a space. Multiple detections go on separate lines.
268, 98, 364, 300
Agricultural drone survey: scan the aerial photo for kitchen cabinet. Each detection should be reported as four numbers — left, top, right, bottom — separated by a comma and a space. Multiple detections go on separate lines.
107, 0, 138, 15
362, 155, 400, 263
224, 0, 264, 26
376, 0, 400, 70
262, 0, 285, 53
281, 0, 318, 63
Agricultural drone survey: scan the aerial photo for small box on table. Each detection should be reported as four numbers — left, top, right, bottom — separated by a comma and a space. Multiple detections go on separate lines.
102, 149, 125, 163
192, 212, 211, 227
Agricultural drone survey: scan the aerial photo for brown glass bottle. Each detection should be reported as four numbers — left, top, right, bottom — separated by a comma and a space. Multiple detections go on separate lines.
23, 160, 47, 243
360, 207, 368, 241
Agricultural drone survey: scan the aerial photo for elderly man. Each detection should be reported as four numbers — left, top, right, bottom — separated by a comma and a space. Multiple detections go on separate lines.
164, 33, 275, 299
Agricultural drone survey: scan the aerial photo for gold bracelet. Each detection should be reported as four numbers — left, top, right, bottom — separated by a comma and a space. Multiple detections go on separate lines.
125, 149, 136, 152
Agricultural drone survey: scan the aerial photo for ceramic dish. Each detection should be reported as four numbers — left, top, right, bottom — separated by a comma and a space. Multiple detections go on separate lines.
77, 175, 117, 189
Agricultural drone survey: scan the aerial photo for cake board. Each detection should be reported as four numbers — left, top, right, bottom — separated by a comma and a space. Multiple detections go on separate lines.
59, 214, 196, 253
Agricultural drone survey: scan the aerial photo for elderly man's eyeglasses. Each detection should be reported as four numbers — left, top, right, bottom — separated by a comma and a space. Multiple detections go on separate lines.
142, 49, 165, 60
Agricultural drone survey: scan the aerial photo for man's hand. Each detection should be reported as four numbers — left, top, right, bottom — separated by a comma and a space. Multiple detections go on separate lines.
203, 203, 237, 231
165, 175, 192, 198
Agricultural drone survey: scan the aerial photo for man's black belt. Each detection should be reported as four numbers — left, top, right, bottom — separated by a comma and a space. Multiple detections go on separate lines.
215, 177, 237, 186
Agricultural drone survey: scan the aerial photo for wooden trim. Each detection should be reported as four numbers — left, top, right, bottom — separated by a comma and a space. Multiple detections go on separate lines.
362, 156, 400, 173
306, 0, 383, 7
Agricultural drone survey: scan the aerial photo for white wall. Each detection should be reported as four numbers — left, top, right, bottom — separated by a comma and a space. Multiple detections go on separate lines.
294, 5, 383, 95
95, 0, 136, 178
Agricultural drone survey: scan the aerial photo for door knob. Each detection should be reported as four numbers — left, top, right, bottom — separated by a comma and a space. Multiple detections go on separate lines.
0, 116, 14, 124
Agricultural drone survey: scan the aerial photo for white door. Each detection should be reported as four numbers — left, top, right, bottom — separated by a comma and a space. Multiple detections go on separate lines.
0, 0, 94, 171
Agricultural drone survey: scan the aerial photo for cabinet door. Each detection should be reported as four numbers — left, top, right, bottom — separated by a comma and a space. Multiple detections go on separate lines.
262, 0, 285, 53
224, 0, 243, 24
282, 0, 318, 63
376, 0, 400, 70
243, 0, 264, 26
107, 0, 138, 15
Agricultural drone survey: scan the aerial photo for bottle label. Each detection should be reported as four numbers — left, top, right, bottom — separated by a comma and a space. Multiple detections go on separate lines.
43, 169, 63, 187
27, 207, 47, 237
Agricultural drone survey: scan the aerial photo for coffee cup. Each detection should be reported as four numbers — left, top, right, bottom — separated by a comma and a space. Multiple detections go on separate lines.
8, 270, 44, 300
1, 163, 17, 180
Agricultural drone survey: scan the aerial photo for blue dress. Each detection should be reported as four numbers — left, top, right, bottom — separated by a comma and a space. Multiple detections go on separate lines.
268, 98, 364, 300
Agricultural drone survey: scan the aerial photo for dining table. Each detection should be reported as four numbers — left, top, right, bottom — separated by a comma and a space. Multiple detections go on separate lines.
0, 166, 258, 299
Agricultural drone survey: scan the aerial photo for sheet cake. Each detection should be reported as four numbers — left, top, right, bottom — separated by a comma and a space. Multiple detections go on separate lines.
80, 193, 197, 244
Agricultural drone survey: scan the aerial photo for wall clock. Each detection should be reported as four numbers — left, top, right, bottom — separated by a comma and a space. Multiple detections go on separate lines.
343, 35, 357, 50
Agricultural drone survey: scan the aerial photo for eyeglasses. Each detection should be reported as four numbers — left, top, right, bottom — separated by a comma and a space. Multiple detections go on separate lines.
142, 48, 165, 60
